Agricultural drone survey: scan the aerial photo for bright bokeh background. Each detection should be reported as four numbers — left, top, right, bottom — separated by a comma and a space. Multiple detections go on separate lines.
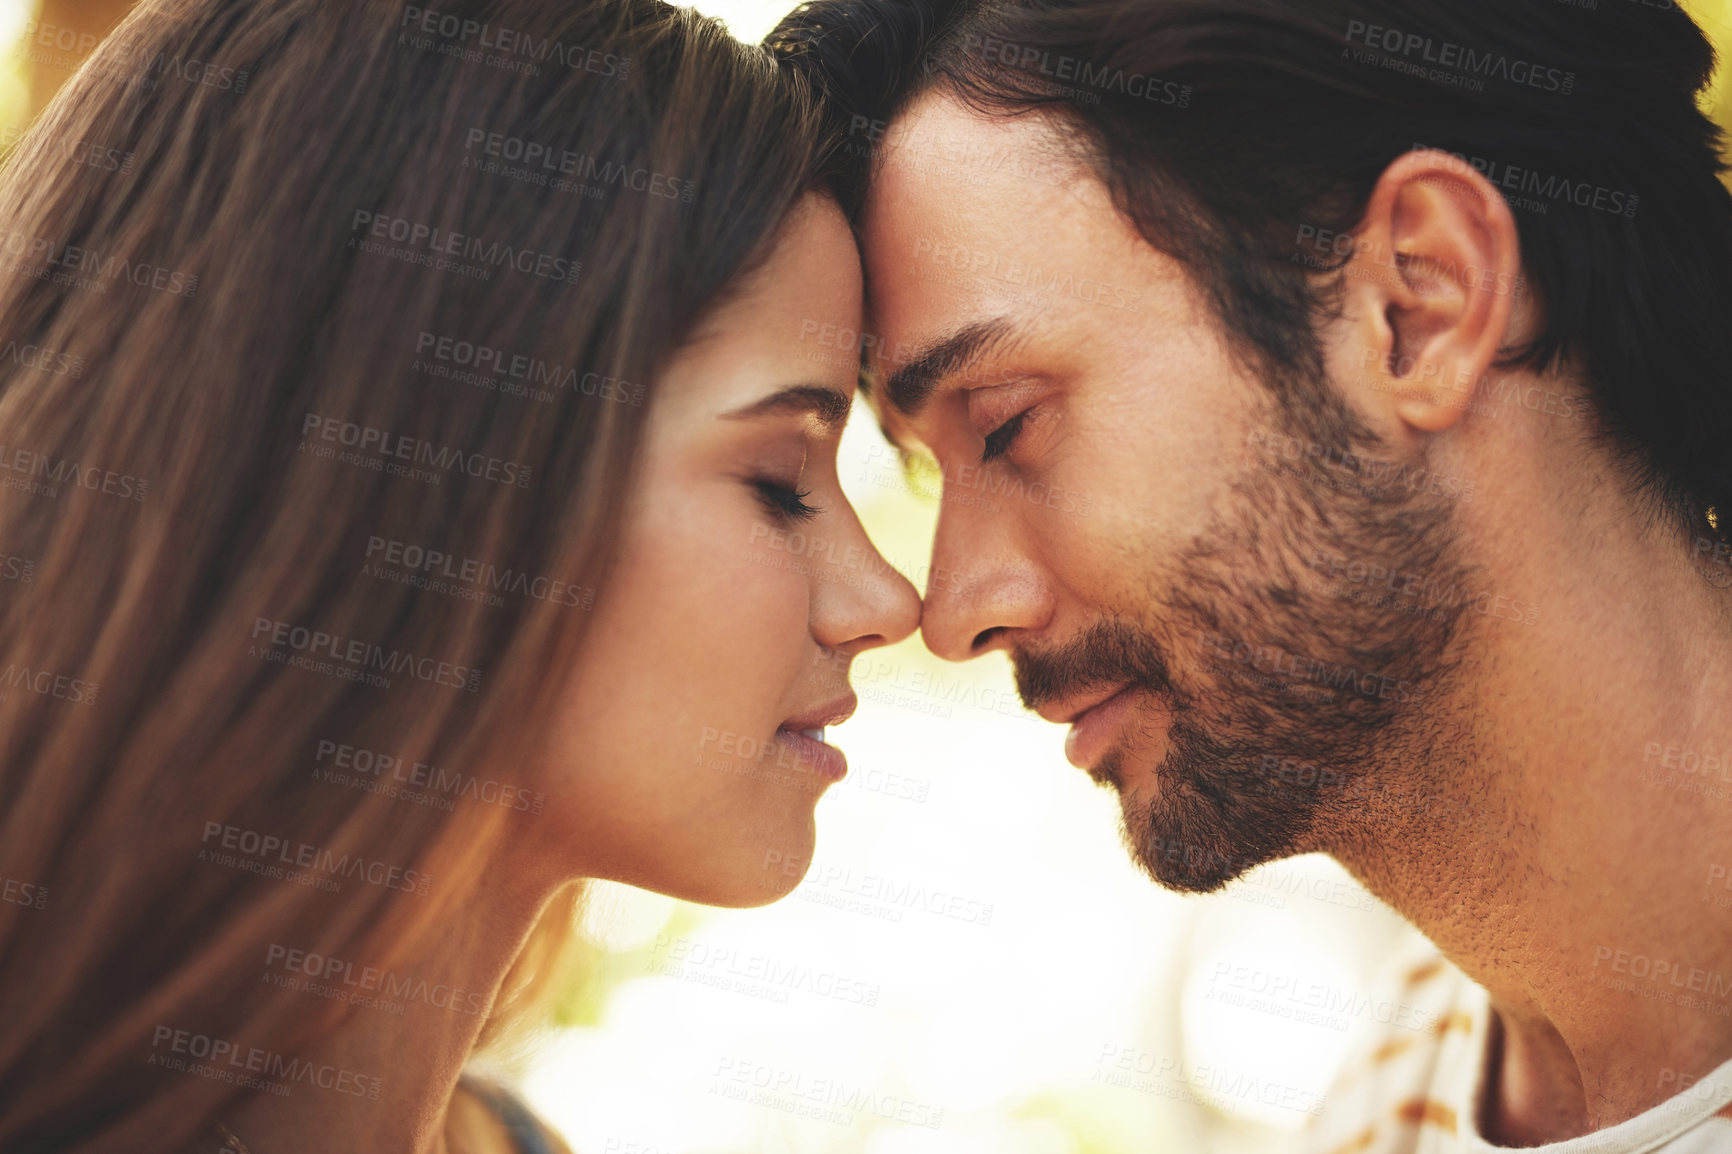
0, 1, 1728, 1152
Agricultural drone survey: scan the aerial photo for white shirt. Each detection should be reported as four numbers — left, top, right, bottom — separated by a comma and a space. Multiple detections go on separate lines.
1302, 934, 1732, 1154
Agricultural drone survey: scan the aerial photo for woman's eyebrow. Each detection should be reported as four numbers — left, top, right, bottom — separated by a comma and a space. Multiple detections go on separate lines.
722, 384, 853, 429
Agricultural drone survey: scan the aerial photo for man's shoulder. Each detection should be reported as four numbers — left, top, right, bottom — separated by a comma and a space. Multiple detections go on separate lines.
1300, 931, 1488, 1154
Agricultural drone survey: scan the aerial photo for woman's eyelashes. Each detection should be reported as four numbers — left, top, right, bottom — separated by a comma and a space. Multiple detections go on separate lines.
752, 477, 821, 523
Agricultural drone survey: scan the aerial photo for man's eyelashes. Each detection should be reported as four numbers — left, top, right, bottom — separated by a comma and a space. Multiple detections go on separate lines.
981, 410, 1030, 463
753, 478, 821, 522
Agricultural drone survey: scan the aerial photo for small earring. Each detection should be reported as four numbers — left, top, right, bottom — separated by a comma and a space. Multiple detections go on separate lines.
1710, 506, 1722, 535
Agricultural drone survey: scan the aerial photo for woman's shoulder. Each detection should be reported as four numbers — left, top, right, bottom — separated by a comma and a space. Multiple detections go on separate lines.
452, 1074, 575, 1154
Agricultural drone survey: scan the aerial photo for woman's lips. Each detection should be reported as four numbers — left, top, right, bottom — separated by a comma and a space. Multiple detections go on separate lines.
1063, 685, 1141, 771
776, 726, 848, 782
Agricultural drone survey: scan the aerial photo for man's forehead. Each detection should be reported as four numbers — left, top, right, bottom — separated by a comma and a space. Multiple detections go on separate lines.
875, 85, 1050, 153
858, 99, 1077, 340
862, 87, 1087, 213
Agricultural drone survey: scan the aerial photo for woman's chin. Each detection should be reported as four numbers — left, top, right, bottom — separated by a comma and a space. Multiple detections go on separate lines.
649, 817, 819, 909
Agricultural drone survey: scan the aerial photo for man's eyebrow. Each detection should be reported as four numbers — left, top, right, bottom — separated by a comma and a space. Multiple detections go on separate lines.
880, 316, 1022, 416
721, 384, 853, 429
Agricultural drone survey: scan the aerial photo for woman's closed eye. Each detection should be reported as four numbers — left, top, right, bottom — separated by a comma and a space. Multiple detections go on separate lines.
753, 477, 822, 522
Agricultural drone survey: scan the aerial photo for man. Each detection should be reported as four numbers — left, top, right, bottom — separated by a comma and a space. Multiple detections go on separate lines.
770, 0, 1732, 1149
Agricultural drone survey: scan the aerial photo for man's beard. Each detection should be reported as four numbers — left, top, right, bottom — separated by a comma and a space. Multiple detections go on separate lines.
1015, 388, 1475, 893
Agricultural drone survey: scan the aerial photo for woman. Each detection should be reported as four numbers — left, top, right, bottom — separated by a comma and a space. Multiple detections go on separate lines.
0, 0, 920, 1151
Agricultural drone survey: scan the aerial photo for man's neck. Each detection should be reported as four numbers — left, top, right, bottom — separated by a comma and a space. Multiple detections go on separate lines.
1333, 496, 1732, 1144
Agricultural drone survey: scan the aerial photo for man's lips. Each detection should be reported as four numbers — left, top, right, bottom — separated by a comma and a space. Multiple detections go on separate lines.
1036, 683, 1142, 772
1034, 683, 1131, 727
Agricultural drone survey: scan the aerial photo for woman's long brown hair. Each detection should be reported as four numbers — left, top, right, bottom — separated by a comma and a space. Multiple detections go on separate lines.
0, 0, 830, 1149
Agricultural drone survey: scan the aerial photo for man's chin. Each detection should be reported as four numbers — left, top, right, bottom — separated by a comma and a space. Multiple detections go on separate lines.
1084, 759, 1121, 789
1110, 753, 1317, 895
1125, 811, 1278, 894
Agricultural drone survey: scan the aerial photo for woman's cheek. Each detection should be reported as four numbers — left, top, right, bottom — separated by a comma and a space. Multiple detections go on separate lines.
734, 573, 817, 717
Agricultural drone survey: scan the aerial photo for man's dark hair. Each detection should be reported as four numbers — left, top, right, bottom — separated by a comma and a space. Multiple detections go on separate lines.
769, 0, 1732, 541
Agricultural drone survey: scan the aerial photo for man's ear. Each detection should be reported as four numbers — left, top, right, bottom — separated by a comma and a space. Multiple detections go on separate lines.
1324, 149, 1524, 436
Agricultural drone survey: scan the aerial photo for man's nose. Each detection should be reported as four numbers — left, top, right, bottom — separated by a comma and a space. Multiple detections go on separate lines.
918, 497, 1051, 662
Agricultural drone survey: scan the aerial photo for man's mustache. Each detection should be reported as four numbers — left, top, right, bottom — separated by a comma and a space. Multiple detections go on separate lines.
1012, 618, 1176, 714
